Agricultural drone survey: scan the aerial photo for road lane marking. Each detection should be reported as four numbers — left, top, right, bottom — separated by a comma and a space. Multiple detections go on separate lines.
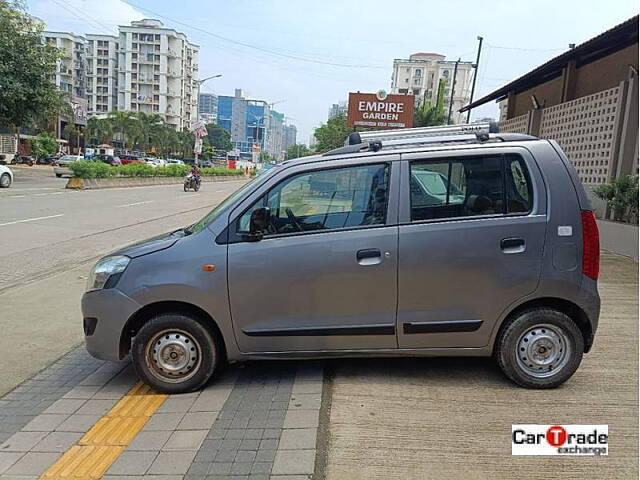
116, 200, 154, 208
0, 214, 64, 227
40, 382, 167, 480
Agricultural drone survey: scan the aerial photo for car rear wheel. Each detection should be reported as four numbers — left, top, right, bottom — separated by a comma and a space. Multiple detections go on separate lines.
495, 308, 584, 389
0, 173, 11, 188
55, 173, 62, 178
132, 313, 220, 393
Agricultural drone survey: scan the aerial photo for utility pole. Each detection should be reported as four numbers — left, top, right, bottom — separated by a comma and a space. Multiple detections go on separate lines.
194, 74, 222, 165
447, 58, 460, 125
466, 36, 484, 123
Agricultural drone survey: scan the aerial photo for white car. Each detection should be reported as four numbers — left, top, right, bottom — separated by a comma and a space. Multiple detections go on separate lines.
54, 155, 84, 178
0, 164, 13, 188
166, 158, 184, 165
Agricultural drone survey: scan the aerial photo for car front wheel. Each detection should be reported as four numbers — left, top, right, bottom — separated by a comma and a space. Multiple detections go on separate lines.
495, 308, 584, 389
131, 313, 220, 393
0, 173, 11, 188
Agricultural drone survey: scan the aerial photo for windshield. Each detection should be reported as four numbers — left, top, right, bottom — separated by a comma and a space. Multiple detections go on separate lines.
189, 166, 280, 234
59, 155, 79, 161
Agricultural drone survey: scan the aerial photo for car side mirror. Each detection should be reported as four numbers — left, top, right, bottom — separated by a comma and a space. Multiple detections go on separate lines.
247, 207, 271, 241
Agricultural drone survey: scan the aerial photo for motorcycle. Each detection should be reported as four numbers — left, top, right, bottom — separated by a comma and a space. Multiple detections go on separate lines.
183, 172, 201, 192
14, 155, 34, 166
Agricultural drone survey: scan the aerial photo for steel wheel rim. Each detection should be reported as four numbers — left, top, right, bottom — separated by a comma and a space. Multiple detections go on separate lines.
145, 329, 201, 383
516, 323, 571, 378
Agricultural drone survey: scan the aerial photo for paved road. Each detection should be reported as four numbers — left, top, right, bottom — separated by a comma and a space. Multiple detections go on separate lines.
0, 166, 247, 395
324, 253, 639, 480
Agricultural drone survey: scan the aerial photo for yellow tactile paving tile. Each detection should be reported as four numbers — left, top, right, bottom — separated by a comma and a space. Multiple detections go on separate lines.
80, 416, 148, 446
107, 391, 167, 417
41, 445, 124, 479
39, 382, 167, 480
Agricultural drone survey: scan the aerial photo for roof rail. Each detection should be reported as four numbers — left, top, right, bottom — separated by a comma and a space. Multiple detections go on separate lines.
345, 121, 499, 146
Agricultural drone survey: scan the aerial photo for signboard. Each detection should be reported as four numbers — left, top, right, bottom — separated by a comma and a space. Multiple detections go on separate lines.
347, 91, 415, 129
70, 96, 88, 126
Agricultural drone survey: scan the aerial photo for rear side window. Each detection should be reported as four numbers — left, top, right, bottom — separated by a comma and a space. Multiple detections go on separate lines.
409, 154, 532, 222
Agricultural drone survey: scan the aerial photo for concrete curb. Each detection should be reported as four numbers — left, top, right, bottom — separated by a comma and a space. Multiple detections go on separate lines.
65, 175, 247, 190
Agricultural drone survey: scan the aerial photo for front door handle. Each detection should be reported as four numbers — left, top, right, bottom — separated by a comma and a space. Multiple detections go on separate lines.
501, 237, 526, 254
356, 248, 382, 265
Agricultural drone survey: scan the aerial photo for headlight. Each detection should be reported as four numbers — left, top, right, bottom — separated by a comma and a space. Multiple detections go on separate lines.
86, 255, 130, 292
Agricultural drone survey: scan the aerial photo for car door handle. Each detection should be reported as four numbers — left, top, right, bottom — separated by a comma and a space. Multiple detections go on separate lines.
501, 237, 526, 254
356, 248, 382, 265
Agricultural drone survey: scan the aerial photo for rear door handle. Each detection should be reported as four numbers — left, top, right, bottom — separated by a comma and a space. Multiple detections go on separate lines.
501, 237, 526, 253
356, 248, 382, 265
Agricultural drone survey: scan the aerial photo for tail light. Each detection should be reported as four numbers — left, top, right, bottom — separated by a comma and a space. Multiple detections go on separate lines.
581, 210, 600, 280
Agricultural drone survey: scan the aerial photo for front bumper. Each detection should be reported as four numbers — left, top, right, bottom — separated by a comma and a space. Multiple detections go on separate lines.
82, 288, 142, 362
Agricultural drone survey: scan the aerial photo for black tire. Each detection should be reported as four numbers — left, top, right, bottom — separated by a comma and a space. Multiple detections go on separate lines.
132, 313, 220, 394
495, 308, 584, 389
194, 182, 200, 192
183, 182, 188, 192
55, 173, 62, 178
0, 173, 11, 188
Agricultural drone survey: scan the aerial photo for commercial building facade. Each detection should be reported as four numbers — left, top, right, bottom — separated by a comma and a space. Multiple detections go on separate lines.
462, 15, 638, 190
391, 53, 473, 124
198, 92, 218, 124
217, 89, 290, 159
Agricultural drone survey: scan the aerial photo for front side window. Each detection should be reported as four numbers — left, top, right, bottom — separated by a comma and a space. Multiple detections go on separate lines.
238, 163, 390, 236
410, 154, 532, 221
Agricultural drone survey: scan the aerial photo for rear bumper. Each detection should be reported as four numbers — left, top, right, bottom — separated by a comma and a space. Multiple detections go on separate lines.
82, 288, 142, 362
53, 166, 71, 176
580, 278, 601, 353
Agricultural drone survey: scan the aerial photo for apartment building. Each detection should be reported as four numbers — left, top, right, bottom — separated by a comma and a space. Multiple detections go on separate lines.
117, 19, 199, 130
198, 92, 218, 124
283, 124, 297, 150
391, 53, 473, 124
328, 101, 347, 119
266, 110, 285, 159
86, 34, 118, 115
43, 31, 87, 98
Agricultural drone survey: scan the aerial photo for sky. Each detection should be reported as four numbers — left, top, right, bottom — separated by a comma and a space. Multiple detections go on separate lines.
27, 0, 639, 144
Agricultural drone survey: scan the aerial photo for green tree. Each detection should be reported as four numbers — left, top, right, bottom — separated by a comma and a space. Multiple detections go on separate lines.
313, 113, 356, 152
30, 131, 58, 159
135, 112, 163, 151
286, 143, 312, 159
205, 123, 232, 152
414, 78, 447, 127
0, 1, 68, 148
63, 122, 83, 152
593, 175, 639, 223
107, 111, 139, 150
86, 116, 113, 145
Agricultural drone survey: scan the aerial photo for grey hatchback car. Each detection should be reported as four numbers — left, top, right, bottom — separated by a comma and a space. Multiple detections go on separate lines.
82, 123, 600, 393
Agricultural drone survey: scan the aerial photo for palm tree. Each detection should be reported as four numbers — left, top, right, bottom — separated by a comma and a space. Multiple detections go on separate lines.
107, 111, 139, 150
413, 102, 447, 127
135, 112, 164, 152
86, 117, 114, 146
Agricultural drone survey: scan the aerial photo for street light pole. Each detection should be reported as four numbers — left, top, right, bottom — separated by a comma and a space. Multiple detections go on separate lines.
194, 74, 222, 165
447, 58, 460, 125
466, 36, 484, 123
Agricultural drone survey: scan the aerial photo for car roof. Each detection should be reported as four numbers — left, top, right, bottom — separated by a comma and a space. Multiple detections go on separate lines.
282, 136, 548, 168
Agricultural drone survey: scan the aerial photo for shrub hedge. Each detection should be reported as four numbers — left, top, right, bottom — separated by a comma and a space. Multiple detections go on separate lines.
68, 160, 243, 179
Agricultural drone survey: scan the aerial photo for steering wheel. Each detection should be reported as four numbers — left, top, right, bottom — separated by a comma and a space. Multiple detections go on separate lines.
285, 208, 303, 232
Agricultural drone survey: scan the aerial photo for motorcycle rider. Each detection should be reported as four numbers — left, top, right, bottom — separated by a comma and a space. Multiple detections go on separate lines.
188, 164, 201, 188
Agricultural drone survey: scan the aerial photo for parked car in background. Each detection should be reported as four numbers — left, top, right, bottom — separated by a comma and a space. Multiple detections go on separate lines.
37, 155, 59, 165
200, 160, 213, 168
119, 155, 143, 165
166, 158, 185, 165
145, 158, 166, 167
53, 154, 83, 177
94, 154, 122, 166
82, 122, 601, 393
0, 164, 13, 188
